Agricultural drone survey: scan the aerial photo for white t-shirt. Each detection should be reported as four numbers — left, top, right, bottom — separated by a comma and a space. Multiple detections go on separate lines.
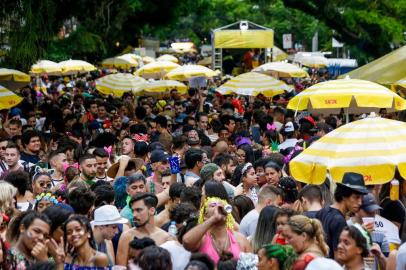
239, 209, 259, 237
160, 240, 191, 270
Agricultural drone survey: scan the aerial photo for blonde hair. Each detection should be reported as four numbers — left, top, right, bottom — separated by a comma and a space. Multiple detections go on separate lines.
0, 181, 17, 213
287, 215, 329, 256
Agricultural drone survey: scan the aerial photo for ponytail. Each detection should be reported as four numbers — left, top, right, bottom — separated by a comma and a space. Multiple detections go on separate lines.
288, 215, 329, 256
310, 218, 329, 256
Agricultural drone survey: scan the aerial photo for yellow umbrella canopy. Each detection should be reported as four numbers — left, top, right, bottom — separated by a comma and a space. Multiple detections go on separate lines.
0, 68, 30, 90
197, 57, 212, 66
96, 73, 147, 97
290, 115, 406, 185
0, 85, 23, 109
157, 54, 179, 63
339, 45, 406, 85
102, 55, 139, 69
272, 46, 288, 61
253, 62, 309, 78
142, 56, 156, 64
395, 77, 406, 88
59, 60, 96, 75
165, 65, 219, 81
134, 61, 180, 79
30, 60, 62, 76
216, 72, 291, 97
144, 80, 188, 95
287, 78, 406, 114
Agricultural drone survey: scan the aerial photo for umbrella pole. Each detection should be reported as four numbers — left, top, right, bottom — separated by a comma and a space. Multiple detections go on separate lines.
294, 95, 303, 118
345, 108, 349, 124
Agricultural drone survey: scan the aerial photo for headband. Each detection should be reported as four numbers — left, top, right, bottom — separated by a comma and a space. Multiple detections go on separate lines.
33, 166, 54, 180
241, 162, 253, 175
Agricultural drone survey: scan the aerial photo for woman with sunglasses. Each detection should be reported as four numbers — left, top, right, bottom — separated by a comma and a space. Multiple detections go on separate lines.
183, 196, 252, 265
31, 170, 53, 199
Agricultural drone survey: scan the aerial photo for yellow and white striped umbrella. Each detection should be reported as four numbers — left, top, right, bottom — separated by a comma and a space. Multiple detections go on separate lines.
59, 60, 95, 75
96, 73, 147, 97
30, 60, 62, 76
253, 62, 309, 78
216, 72, 292, 97
157, 54, 178, 63
165, 65, 219, 81
135, 61, 180, 79
287, 78, 406, 114
102, 55, 139, 69
0, 85, 23, 109
0, 68, 30, 90
144, 80, 187, 94
290, 115, 406, 185
142, 56, 156, 64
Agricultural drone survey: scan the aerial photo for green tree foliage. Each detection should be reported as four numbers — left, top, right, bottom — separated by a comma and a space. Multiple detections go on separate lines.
282, 0, 406, 58
1, 0, 405, 70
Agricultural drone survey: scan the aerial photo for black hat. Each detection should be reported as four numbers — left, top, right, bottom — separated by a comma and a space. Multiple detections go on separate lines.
337, 172, 369, 194
150, 149, 169, 164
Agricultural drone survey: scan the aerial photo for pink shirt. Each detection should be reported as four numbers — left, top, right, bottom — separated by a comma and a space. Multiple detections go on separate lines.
199, 229, 241, 264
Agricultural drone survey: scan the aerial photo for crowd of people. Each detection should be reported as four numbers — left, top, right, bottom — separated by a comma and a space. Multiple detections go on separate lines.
0, 70, 404, 270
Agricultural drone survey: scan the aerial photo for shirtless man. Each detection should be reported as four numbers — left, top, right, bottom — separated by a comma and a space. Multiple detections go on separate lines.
116, 193, 172, 266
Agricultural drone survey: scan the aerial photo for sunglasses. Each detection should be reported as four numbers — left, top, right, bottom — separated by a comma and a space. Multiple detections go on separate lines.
39, 182, 52, 189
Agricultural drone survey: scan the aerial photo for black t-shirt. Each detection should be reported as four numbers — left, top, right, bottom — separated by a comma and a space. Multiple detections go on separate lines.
20, 152, 40, 165
315, 206, 347, 258
304, 210, 319, 218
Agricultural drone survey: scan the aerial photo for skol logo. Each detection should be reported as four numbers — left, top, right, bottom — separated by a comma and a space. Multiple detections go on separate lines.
364, 175, 372, 182
325, 99, 337, 104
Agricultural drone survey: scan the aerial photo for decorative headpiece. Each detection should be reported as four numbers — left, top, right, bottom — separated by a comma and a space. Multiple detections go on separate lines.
33, 165, 54, 179
35, 192, 60, 205
198, 197, 234, 230
267, 123, 277, 131
283, 145, 303, 164
63, 163, 79, 174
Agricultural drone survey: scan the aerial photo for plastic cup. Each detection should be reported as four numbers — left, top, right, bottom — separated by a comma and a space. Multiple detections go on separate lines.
362, 217, 375, 227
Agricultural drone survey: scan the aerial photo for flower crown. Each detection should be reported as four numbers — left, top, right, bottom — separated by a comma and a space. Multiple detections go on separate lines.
35, 192, 60, 205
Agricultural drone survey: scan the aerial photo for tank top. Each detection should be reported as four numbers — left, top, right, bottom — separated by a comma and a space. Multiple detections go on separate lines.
199, 229, 241, 264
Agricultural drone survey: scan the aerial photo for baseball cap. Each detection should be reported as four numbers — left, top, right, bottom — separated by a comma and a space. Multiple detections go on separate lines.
361, 193, 382, 213
150, 149, 169, 163
284, 121, 295, 133
91, 205, 128, 226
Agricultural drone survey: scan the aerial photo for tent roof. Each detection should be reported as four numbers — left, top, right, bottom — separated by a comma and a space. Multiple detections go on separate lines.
339, 45, 406, 85
212, 21, 272, 32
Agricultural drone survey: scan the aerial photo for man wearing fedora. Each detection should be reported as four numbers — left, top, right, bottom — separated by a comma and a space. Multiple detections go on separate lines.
91, 205, 129, 265
316, 172, 369, 259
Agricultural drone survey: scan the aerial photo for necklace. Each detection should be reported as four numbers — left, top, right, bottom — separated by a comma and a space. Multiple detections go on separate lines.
210, 231, 229, 256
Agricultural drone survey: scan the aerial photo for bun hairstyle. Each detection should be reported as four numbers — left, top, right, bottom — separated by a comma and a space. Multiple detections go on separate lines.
287, 215, 329, 256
